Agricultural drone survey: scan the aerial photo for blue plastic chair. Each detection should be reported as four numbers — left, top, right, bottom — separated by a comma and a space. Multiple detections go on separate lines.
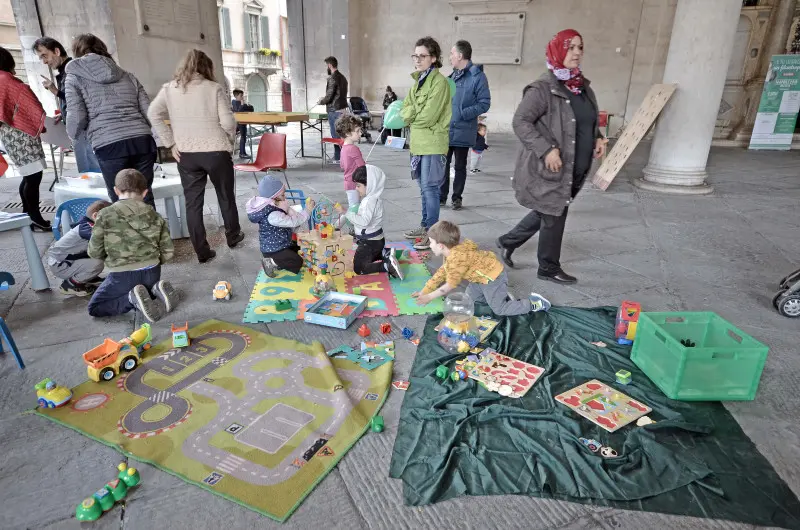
285, 189, 312, 229
53, 198, 98, 240
0, 272, 13, 291
0, 273, 24, 369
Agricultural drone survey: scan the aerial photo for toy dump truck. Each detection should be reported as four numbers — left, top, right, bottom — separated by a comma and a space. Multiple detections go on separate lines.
83, 324, 152, 382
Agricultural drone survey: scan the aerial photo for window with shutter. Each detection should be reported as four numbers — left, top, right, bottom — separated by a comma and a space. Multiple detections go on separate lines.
220, 8, 232, 49
243, 12, 252, 51
260, 16, 270, 49
249, 14, 260, 51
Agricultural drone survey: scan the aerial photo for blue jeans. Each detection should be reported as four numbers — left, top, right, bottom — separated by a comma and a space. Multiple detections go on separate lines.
327, 110, 341, 160
413, 154, 446, 230
73, 133, 100, 173
88, 266, 161, 317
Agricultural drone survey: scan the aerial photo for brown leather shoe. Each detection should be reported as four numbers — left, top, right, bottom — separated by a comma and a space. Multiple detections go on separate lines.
496, 238, 515, 268
537, 271, 577, 284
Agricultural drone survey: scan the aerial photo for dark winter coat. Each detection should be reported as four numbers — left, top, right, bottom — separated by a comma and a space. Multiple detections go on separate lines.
448, 62, 491, 147
319, 70, 349, 112
511, 71, 601, 216
65, 54, 152, 150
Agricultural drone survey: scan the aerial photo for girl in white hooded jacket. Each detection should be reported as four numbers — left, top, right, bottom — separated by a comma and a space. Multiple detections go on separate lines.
335, 165, 404, 280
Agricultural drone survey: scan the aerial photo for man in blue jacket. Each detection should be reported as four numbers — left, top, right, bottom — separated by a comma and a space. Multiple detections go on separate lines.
440, 40, 491, 210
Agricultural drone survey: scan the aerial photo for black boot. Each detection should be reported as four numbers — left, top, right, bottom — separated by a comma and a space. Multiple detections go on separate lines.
496, 238, 514, 268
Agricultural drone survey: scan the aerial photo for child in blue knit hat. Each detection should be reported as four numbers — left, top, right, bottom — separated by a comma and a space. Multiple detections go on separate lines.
247, 176, 315, 277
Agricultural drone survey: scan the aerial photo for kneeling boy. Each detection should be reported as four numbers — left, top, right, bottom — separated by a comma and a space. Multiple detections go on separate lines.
335, 165, 403, 279
48, 199, 110, 296
87, 169, 178, 322
412, 220, 550, 315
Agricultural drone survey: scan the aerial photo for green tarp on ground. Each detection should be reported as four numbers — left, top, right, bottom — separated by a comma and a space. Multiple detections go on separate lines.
389, 307, 800, 529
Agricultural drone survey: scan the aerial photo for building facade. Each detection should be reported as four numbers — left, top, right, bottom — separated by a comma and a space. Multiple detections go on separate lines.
218, 0, 290, 111
0, 0, 27, 84
287, 0, 798, 147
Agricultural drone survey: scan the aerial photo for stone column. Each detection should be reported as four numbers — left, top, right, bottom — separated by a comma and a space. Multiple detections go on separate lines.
636, 0, 743, 195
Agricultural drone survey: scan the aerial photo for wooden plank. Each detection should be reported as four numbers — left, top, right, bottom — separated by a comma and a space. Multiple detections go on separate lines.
234, 112, 309, 125
591, 83, 677, 191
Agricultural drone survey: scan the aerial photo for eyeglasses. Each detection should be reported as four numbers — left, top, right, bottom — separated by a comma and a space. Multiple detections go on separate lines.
411, 54, 431, 61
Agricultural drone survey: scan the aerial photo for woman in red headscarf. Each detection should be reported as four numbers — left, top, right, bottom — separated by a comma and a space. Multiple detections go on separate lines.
496, 29, 606, 285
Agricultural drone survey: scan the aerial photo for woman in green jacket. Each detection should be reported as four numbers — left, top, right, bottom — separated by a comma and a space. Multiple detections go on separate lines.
401, 36, 452, 250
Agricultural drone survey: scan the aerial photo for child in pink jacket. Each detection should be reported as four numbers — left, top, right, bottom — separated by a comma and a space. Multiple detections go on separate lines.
335, 114, 366, 207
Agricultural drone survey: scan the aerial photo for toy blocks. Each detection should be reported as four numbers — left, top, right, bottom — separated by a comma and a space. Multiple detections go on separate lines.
352, 287, 361, 295
401, 327, 415, 340
615, 300, 641, 345
615, 369, 632, 385
380, 322, 391, 334
371, 415, 384, 433
357, 324, 371, 337
274, 299, 292, 311
435, 364, 449, 380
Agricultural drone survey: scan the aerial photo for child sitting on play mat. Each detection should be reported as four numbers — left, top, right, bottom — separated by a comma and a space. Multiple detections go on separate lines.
248, 175, 315, 278
47, 199, 110, 297
336, 114, 366, 208
334, 165, 403, 279
412, 220, 550, 315
87, 169, 178, 323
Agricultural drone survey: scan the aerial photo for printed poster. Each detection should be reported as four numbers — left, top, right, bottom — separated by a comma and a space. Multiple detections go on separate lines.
749, 54, 800, 150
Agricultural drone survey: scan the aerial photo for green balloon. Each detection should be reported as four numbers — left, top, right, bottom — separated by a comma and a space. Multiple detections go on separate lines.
383, 100, 406, 129
447, 77, 456, 99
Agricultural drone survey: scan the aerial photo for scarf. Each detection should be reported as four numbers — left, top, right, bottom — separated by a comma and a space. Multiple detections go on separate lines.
451, 61, 471, 83
417, 66, 434, 88
0, 71, 46, 137
545, 29, 585, 95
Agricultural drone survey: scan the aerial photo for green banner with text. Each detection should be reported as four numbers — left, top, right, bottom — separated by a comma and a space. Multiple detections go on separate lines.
749, 54, 800, 150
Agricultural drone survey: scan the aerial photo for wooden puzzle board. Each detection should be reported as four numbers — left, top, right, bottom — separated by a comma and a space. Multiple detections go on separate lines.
467, 348, 544, 399
555, 379, 651, 433
591, 84, 677, 191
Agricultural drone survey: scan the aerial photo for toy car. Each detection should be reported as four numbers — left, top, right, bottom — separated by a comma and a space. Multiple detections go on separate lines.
35, 378, 72, 408
773, 268, 800, 318
213, 281, 232, 301
171, 322, 190, 348
83, 324, 152, 382
579, 437, 601, 453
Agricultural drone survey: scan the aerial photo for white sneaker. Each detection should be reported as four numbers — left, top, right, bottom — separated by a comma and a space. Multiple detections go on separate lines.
529, 293, 552, 312
386, 253, 404, 280
403, 227, 426, 239
261, 258, 278, 278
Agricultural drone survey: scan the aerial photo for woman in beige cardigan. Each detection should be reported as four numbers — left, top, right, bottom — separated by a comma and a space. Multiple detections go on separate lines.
148, 49, 244, 263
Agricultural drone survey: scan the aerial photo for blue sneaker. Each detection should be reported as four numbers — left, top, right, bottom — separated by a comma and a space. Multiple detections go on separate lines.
530, 293, 551, 312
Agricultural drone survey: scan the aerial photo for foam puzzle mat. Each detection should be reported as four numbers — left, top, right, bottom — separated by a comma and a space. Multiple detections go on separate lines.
243, 244, 443, 324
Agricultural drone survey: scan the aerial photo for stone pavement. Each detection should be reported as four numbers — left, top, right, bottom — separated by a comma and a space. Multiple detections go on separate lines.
0, 129, 798, 529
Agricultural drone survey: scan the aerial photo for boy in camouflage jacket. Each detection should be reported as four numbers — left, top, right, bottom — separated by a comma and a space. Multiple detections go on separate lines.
87, 169, 178, 322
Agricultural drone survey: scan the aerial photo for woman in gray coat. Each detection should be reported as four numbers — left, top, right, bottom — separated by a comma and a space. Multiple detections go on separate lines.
497, 29, 606, 284
65, 34, 157, 207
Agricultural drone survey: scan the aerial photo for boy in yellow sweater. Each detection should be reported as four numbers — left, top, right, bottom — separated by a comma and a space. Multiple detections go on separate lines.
412, 220, 550, 315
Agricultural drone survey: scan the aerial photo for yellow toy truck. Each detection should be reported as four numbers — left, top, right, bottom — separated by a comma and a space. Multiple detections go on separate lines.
83, 324, 152, 382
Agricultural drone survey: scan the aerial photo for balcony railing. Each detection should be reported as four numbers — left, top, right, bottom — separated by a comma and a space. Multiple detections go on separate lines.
244, 52, 279, 70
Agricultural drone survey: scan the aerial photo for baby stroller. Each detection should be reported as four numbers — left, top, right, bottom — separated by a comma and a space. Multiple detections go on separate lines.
348, 97, 373, 143
773, 268, 800, 317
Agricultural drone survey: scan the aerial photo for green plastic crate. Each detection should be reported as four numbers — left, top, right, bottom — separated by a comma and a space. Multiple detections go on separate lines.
631, 312, 768, 401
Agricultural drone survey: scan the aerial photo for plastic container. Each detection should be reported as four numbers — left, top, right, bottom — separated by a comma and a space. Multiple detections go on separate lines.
437, 292, 478, 353
631, 312, 768, 401
63, 172, 105, 188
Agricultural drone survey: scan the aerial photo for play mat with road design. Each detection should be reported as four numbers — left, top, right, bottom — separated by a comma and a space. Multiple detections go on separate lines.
35, 319, 391, 522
